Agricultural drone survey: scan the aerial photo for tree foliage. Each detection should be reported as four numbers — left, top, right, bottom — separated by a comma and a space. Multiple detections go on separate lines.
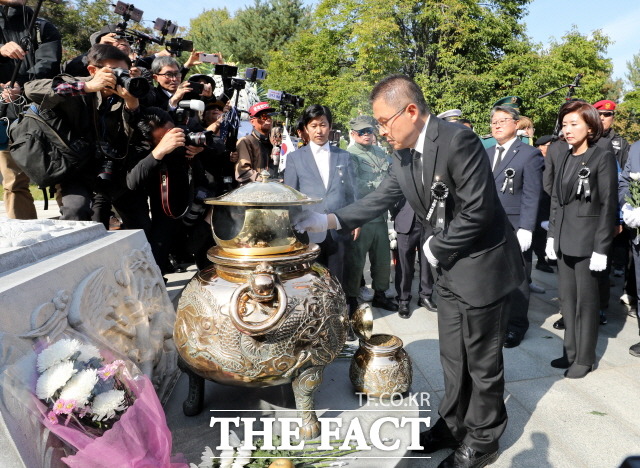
266, 0, 615, 135
188, 0, 311, 69
614, 50, 640, 144
39, 0, 121, 61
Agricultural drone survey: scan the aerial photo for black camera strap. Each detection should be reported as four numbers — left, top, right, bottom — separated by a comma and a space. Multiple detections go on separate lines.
160, 161, 194, 219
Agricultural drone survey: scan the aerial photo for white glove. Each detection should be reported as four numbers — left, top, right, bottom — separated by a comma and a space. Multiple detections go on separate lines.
423, 236, 439, 267
589, 252, 607, 271
293, 211, 328, 233
516, 229, 532, 253
545, 238, 557, 261
622, 203, 640, 228
540, 220, 549, 231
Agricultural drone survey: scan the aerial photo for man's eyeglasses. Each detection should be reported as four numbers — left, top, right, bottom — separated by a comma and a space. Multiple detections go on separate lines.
156, 72, 180, 80
375, 105, 408, 132
252, 113, 272, 121
599, 111, 614, 117
355, 128, 374, 136
490, 118, 514, 127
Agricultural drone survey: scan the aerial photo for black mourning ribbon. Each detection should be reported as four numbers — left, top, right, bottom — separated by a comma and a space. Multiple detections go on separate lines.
501, 168, 516, 194
577, 166, 591, 198
428, 178, 449, 229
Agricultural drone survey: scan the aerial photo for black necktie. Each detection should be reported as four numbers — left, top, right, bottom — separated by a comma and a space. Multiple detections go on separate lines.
493, 146, 505, 171
411, 149, 423, 196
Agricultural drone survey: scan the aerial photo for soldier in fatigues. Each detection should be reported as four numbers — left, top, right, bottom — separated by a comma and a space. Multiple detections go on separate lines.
344, 116, 398, 315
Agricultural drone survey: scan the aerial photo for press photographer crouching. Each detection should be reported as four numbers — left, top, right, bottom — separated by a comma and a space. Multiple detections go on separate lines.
24, 44, 150, 229
127, 106, 217, 275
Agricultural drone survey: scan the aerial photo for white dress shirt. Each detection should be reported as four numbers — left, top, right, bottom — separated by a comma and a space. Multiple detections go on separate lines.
493, 136, 517, 169
309, 141, 332, 189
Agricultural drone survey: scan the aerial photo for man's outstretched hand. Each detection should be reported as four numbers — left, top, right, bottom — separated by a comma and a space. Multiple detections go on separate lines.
293, 211, 329, 233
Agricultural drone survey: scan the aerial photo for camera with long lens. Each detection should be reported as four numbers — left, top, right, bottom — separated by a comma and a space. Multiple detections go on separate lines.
185, 131, 215, 148
183, 186, 215, 227
96, 141, 123, 182
112, 68, 150, 98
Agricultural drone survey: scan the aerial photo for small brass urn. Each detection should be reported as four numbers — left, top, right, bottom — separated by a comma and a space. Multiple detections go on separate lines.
173, 172, 367, 439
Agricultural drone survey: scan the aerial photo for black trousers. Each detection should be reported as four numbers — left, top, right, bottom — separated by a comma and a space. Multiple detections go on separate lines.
557, 254, 600, 366
506, 248, 531, 336
394, 222, 433, 304
317, 234, 348, 288
436, 270, 509, 453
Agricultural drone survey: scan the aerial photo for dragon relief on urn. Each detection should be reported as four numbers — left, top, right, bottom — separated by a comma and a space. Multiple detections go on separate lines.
173, 171, 370, 439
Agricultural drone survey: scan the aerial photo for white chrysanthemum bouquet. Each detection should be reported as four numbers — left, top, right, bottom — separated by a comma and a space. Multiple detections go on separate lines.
35, 338, 134, 431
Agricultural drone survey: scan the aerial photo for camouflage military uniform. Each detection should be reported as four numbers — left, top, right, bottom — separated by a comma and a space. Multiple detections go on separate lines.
344, 142, 392, 299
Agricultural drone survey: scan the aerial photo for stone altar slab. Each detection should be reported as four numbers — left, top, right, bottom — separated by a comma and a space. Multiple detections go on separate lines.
0, 220, 180, 468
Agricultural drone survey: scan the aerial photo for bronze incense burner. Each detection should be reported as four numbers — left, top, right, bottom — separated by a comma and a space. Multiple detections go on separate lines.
173, 172, 370, 439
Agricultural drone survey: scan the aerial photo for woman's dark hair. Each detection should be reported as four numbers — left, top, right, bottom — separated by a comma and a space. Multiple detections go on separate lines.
86, 44, 131, 68
137, 107, 173, 141
558, 100, 603, 145
302, 104, 332, 128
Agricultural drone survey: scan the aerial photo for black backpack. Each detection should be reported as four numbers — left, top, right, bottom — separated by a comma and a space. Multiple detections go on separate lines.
8, 102, 93, 187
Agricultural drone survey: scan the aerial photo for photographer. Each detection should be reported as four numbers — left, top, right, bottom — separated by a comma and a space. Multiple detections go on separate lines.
127, 107, 214, 274
150, 54, 203, 112
0, 0, 61, 219
24, 44, 149, 229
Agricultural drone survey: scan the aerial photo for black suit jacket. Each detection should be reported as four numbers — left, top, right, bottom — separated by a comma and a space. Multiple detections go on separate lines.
548, 145, 617, 257
336, 116, 524, 307
543, 140, 570, 196
488, 139, 544, 232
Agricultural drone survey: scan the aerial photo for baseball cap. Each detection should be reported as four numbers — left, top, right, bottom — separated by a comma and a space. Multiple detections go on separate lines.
248, 102, 275, 117
349, 115, 375, 131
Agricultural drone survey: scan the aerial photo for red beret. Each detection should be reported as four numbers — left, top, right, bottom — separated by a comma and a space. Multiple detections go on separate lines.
593, 100, 616, 111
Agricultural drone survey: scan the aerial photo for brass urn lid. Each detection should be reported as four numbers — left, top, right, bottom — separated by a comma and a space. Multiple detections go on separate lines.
205, 171, 321, 206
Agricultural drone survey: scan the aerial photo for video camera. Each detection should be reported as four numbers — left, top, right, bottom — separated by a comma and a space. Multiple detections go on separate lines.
112, 2, 192, 57
280, 92, 305, 109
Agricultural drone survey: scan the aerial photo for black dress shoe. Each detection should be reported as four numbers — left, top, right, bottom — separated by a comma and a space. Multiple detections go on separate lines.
398, 303, 411, 319
564, 363, 593, 379
599, 310, 607, 325
535, 261, 554, 273
372, 292, 399, 311
503, 331, 522, 348
412, 419, 459, 454
550, 356, 571, 369
418, 296, 437, 312
553, 317, 565, 330
438, 443, 499, 468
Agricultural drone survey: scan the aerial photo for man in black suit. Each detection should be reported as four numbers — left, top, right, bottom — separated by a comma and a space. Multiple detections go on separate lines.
487, 106, 544, 348
295, 75, 524, 468
392, 197, 435, 317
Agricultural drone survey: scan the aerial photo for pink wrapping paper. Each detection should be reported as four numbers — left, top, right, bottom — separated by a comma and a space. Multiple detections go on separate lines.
38, 375, 187, 468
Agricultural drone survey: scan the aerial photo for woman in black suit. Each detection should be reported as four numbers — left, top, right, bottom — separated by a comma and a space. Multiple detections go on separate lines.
545, 100, 617, 379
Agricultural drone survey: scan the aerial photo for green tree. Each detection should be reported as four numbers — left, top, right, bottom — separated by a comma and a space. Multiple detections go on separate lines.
614, 51, 640, 143
188, 0, 311, 69
40, 0, 121, 61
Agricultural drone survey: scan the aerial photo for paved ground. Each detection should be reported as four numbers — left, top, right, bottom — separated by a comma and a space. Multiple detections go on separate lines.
6, 200, 639, 467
